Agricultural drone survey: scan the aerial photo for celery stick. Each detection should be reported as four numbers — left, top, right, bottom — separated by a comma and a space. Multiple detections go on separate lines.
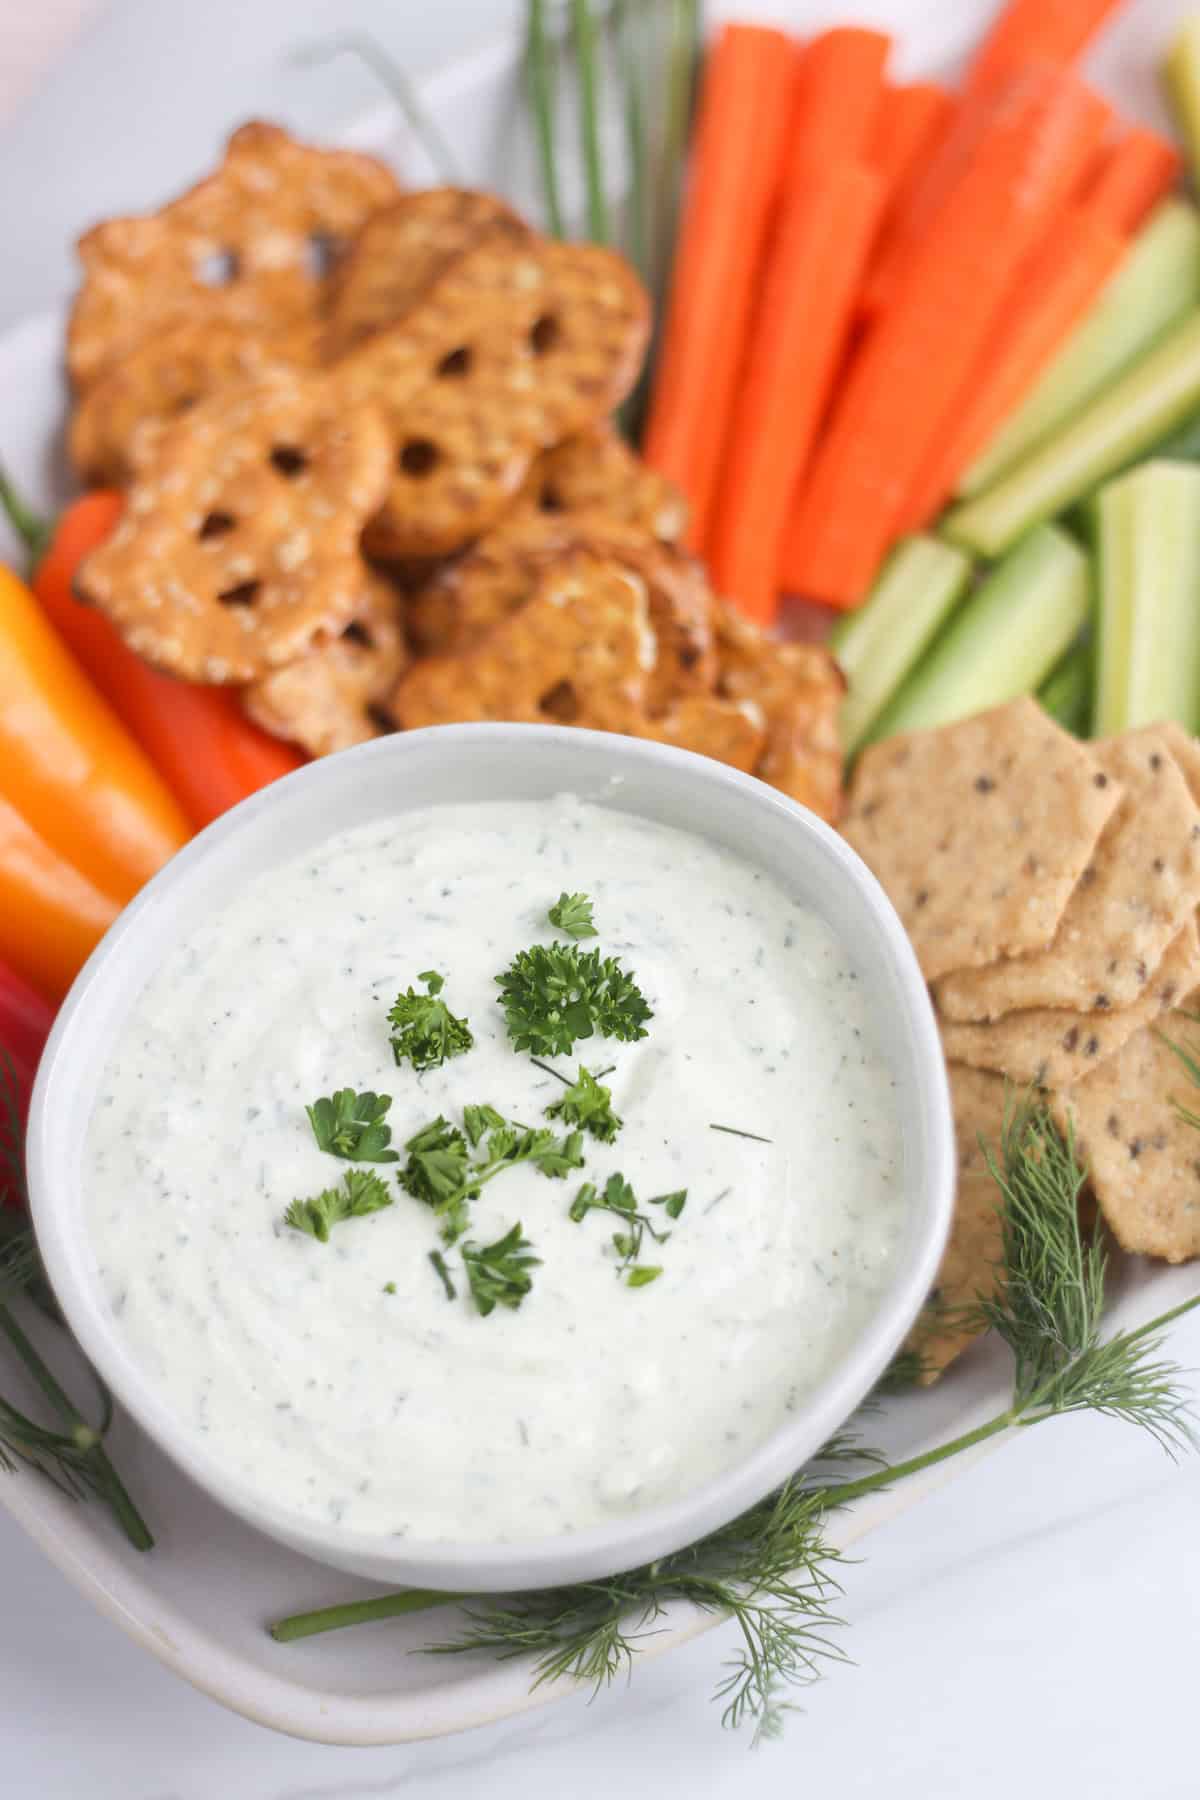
943, 310, 1200, 560
829, 535, 972, 753
1038, 641, 1092, 737
1093, 460, 1200, 737
867, 525, 1089, 741
959, 201, 1200, 497
1165, 16, 1200, 189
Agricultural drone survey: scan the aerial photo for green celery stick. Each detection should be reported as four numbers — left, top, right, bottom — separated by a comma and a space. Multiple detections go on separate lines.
960, 201, 1200, 498
1165, 16, 1200, 189
1038, 640, 1092, 737
943, 310, 1200, 559
1093, 460, 1200, 737
829, 535, 972, 753
868, 525, 1089, 740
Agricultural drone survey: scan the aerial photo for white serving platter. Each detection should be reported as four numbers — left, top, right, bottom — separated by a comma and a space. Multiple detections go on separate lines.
2, 0, 1199, 1747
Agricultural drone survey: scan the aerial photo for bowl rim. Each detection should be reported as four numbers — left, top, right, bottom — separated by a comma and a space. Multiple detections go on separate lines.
27, 722, 954, 1591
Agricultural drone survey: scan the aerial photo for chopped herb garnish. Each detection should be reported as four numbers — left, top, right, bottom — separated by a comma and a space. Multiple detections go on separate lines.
383, 1281, 397, 1296
398, 1108, 586, 1245
544, 1064, 623, 1142
569, 1172, 684, 1278
428, 1250, 456, 1302
306, 1088, 398, 1162
548, 891, 598, 939
388, 970, 474, 1072
496, 942, 652, 1057
283, 1169, 393, 1243
709, 1123, 773, 1144
462, 1223, 540, 1317
626, 1265, 663, 1289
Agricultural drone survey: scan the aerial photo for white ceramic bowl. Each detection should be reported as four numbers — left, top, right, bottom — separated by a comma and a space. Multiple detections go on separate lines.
28, 724, 953, 1593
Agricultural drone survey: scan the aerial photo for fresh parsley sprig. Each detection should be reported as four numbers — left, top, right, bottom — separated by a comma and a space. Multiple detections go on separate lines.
398, 1108, 586, 1246
283, 1169, 394, 1243
548, 892, 598, 939
543, 1063, 623, 1142
462, 1224, 541, 1316
388, 971, 474, 1072
570, 1172, 686, 1283
495, 943, 652, 1057
306, 1088, 398, 1162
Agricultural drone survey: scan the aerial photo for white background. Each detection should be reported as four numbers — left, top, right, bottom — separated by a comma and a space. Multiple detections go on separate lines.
2, 2, 1199, 1795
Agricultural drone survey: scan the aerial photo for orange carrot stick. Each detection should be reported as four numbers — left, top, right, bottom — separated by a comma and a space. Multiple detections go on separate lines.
869, 82, 955, 213
1082, 124, 1182, 231
897, 203, 1126, 531
783, 68, 1111, 608
965, 0, 1127, 98
790, 26, 891, 166
707, 162, 884, 624
642, 24, 798, 544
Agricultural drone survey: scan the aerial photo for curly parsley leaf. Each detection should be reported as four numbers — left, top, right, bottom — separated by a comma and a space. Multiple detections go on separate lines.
388, 970, 474, 1072
495, 943, 652, 1057
548, 892, 598, 939
544, 1064, 623, 1143
462, 1223, 541, 1317
283, 1169, 394, 1243
306, 1088, 398, 1162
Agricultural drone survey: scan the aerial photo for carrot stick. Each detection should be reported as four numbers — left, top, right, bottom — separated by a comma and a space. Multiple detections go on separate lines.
641, 24, 798, 543
707, 162, 883, 624
897, 203, 1127, 532
869, 82, 955, 213
783, 68, 1111, 608
965, 0, 1127, 98
1081, 125, 1182, 231
35, 494, 304, 831
790, 26, 891, 166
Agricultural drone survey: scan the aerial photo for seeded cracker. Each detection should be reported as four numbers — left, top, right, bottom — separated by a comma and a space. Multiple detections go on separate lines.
939, 917, 1200, 1087
241, 570, 408, 755
936, 728, 1200, 1021
842, 699, 1119, 983
75, 372, 392, 683
906, 1063, 1007, 1380
1154, 720, 1200, 805
714, 605, 845, 823
1053, 990, 1200, 1263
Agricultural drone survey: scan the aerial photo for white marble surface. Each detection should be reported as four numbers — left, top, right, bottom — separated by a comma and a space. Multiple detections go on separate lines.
3, 1, 1200, 1794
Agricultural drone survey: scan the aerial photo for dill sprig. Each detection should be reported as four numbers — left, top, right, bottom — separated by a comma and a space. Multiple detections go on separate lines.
270, 1097, 1200, 1736
496, 942, 652, 1058
388, 970, 474, 1072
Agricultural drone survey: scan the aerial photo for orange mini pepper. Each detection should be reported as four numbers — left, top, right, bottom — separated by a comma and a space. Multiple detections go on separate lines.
0, 791, 120, 1003
0, 563, 190, 901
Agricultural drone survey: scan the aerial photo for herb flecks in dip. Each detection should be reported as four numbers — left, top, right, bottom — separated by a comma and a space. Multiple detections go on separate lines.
84, 798, 907, 1544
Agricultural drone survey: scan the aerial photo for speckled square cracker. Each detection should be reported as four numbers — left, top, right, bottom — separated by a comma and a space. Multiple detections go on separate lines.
842, 699, 1120, 983
939, 917, 1200, 1088
936, 728, 1200, 1022
1154, 720, 1200, 805
1053, 992, 1200, 1263
906, 1062, 1007, 1381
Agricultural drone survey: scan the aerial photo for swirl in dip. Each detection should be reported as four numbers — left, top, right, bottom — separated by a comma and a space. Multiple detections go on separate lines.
84, 796, 907, 1544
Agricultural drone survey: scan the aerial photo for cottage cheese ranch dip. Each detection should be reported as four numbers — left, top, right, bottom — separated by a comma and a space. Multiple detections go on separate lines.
84, 796, 907, 1545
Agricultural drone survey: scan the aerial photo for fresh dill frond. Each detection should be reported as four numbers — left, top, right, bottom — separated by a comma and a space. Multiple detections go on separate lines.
398, 1107, 586, 1248
283, 1169, 394, 1243
544, 1064, 623, 1142
306, 1088, 398, 1163
462, 1223, 541, 1317
388, 970, 474, 1072
547, 892, 598, 939
495, 943, 652, 1057
1156, 1015, 1200, 1131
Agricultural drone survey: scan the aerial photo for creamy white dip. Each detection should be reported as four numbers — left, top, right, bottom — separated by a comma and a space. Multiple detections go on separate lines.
85, 797, 907, 1544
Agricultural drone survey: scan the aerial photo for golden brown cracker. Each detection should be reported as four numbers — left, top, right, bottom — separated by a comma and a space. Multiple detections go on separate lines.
714, 606, 845, 824
1154, 721, 1200, 805
937, 728, 1200, 1021
940, 917, 1200, 1087
843, 699, 1121, 984
1054, 993, 1200, 1263
241, 570, 408, 756
76, 371, 392, 683
68, 122, 400, 390
324, 187, 528, 357
69, 319, 310, 486
517, 424, 688, 543
390, 550, 652, 732
906, 1063, 1007, 1381
640, 696, 766, 773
